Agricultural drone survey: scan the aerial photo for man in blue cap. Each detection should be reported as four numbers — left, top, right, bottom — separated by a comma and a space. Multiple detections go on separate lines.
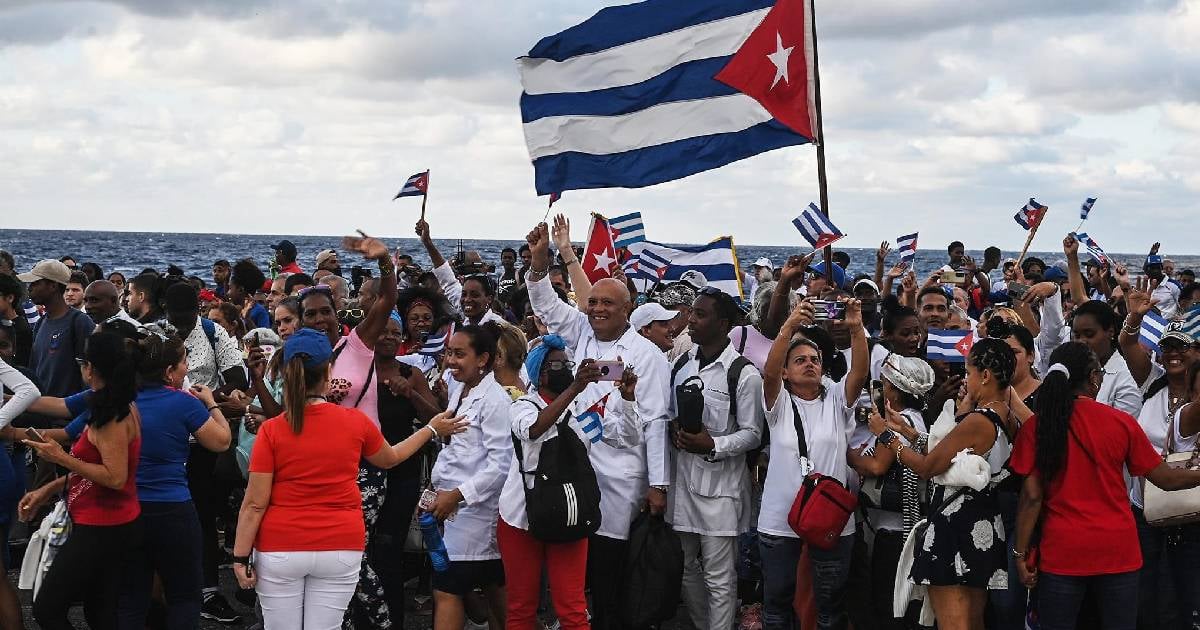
808, 260, 846, 295
1146, 253, 1180, 318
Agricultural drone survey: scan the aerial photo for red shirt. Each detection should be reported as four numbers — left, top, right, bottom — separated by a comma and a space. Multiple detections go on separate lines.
249, 403, 385, 552
68, 425, 141, 526
1009, 398, 1162, 575
280, 262, 304, 275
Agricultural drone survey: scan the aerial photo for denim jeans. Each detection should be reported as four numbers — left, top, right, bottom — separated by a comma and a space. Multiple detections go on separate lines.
759, 533, 853, 630
1135, 507, 1200, 630
1037, 571, 1138, 630
117, 501, 203, 630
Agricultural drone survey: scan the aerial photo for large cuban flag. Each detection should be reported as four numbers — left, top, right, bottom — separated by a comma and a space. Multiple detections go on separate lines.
518, 0, 816, 195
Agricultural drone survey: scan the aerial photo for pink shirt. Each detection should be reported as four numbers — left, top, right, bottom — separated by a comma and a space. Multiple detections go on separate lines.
330, 329, 380, 427
728, 325, 773, 372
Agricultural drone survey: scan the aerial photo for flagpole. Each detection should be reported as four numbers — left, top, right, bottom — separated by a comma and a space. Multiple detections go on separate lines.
809, 0, 833, 274
1015, 208, 1048, 268
420, 170, 430, 221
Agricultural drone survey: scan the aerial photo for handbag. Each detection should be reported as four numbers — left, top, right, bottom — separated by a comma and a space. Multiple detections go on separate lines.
1142, 402, 1200, 526
785, 398, 857, 549
18, 496, 72, 597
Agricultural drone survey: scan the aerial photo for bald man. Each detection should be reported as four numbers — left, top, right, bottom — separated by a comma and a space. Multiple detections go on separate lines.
318, 274, 349, 310
83, 280, 142, 328
524, 222, 670, 630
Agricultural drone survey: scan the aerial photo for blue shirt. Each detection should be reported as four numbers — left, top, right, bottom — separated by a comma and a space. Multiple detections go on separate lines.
247, 302, 271, 330
66, 386, 210, 503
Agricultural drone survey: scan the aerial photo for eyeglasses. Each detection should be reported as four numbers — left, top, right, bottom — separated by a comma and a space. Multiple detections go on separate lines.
545, 359, 576, 371
338, 308, 365, 320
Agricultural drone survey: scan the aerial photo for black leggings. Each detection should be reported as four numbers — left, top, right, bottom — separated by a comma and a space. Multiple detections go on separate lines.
34, 519, 142, 630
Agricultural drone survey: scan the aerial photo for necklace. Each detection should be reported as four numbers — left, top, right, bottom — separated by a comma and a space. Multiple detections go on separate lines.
306, 395, 326, 404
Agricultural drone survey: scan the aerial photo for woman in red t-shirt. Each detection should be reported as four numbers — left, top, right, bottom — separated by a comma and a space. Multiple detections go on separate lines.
1011, 341, 1200, 630
231, 328, 465, 630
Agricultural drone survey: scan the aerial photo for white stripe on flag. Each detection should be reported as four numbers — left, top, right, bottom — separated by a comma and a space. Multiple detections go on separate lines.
519, 8, 769, 95
1140, 312, 1167, 353
524, 93, 772, 159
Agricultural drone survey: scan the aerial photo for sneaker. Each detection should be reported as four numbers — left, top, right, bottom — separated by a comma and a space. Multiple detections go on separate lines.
201, 592, 243, 624
738, 603, 762, 630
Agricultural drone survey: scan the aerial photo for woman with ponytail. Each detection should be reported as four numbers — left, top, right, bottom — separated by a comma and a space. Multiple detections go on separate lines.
17, 329, 143, 630
231, 328, 466, 629
1010, 341, 1200, 630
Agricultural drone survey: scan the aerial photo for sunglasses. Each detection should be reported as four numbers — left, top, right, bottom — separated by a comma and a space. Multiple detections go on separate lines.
297, 285, 334, 299
545, 359, 576, 371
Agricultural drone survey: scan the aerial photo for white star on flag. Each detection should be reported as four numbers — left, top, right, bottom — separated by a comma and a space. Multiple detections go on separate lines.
591, 250, 615, 272
766, 32, 794, 90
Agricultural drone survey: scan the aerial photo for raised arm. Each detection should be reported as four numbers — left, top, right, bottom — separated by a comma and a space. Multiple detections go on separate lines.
525, 223, 587, 349
763, 300, 815, 411
551, 214, 591, 313
873, 241, 890, 289
842, 299, 869, 405
416, 219, 447, 269
1063, 234, 1090, 305
346, 231, 398, 349
1118, 279, 1157, 387
762, 254, 811, 340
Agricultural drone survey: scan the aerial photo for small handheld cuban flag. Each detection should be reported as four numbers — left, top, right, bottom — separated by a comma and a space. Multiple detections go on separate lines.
793, 203, 845, 250
635, 249, 672, 280
1072, 232, 1109, 265
575, 394, 610, 444
1182, 305, 1200, 340
609, 212, 646, 249
548, 192, 561, 208
1139, 311, 1168, 354
1080, 197, 1097, 221
419, 327, 450, 357
896, 232, 918, 269
393, 171, 429, 199
926, 329, 973, 363
1013, 198, 1047, 231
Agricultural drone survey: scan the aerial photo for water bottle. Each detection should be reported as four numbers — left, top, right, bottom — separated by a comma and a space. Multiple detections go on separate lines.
419, 512, 450, 572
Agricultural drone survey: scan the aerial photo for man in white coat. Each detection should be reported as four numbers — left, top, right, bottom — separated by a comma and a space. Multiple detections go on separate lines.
524, 223, 671, 630
668, 288, 764, 630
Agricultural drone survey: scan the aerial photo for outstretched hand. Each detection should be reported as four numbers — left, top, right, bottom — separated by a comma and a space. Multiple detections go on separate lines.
343, 230, 389, 260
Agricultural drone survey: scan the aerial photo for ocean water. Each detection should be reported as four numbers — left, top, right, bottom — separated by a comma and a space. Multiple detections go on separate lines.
2, 229, 1195, 288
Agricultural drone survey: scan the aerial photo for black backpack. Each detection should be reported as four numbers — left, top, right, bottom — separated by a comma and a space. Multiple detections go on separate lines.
511, 398, 602, 543
622, 511, 684, 628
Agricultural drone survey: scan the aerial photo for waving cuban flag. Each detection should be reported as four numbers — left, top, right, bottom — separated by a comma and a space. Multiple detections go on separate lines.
518, 0, 815, 194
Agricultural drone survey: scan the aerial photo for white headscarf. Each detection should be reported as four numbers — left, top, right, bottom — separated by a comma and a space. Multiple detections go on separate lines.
881, 354, 936, 397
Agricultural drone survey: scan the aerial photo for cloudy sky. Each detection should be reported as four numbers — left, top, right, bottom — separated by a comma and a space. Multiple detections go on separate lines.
2, 0, 1198, 254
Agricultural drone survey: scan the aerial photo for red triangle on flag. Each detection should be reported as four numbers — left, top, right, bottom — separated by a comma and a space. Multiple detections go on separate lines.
955, 334, 975, 358
714, 0, 816, 140
582, 214, 618, 284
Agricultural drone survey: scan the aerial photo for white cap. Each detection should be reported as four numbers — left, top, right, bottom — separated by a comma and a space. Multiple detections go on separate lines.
752, 257, 773, 270
630, 302, 677, 330
678, 269, 708, 289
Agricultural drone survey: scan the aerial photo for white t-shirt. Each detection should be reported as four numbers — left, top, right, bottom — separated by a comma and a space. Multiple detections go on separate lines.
1151, 282, 1181, 319
1130, 363, 1168, 508
758, 382, 855, 538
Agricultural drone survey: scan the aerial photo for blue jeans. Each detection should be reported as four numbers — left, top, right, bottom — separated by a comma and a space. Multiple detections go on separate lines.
1135, 507, 1200, 630
759, 533, 853, 630
117, 501, 204, 630
1037, 571, 1138, 630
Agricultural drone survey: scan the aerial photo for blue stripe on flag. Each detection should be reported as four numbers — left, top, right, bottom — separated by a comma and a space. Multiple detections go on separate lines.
926, 330, 969, 363
520, 57, 737, 123
532, 119, 805, 194
1140, 312, 1167, 353
1080, 197, 1097, 220
525, 0, 774, 62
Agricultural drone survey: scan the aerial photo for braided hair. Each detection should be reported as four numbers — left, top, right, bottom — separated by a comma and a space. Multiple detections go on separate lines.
1033, 342, 1096, 482
968, 337, 1016, 389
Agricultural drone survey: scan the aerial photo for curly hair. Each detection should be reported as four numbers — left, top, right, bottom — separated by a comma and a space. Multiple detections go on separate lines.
396, 285, 458, 330
231, 258, 267, 294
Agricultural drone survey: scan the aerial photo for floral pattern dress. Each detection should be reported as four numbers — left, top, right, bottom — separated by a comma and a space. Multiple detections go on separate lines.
908, 409, 1009, 590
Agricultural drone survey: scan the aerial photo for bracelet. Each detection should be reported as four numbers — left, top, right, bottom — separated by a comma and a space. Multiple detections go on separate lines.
207, 405, 220, 412
561, 257, 579, 266
378, 257, 395, 277
650, 485, 669, 493
426, 424, 439, 439
1121, 319, 1141, 335
1012, 549, 1026, 559
232, 554, 252, 566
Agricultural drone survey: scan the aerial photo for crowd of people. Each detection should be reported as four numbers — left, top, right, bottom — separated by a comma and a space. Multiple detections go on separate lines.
0, 219, 1198, 630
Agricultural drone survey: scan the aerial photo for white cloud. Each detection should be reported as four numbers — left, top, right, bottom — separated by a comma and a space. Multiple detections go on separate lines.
0, 0, 1198, 255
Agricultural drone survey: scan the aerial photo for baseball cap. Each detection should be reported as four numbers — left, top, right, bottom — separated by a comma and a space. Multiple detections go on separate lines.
272, 240, 298, 259
852, 278, 880, 295
1146, 254, 1164, 266
810, 261, 847, 289
752, 257, 774, 270
678, 270, 708, 290
283, 328, 333, 369
1160, 321, 1196, 347
17, 259, 71, 285
630, 302, 677, 330
1043, 267, 1068, 282
315, 248, 338, 267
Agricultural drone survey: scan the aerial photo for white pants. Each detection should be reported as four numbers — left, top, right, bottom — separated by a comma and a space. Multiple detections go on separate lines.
678, 532, 738, 630
254, 550, 363, 630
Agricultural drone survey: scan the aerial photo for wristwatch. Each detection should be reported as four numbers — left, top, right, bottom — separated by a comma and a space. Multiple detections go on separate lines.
877, 429, 897, 447
650, 485, 669, 494
232, 555, 252, 566
703, 449, 719, 463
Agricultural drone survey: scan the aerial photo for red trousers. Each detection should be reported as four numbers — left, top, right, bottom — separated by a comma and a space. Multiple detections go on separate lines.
497, 518, 590, 630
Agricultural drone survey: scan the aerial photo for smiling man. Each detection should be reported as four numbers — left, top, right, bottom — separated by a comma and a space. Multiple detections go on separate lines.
524, 221, 670, 630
